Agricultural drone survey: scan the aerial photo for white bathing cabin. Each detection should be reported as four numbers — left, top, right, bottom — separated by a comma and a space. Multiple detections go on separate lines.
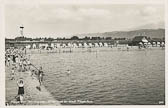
147, 42, 152, 47
51, 43, 55, 48
78, 43, 82, 48
26, 44, 31, 49
67, 43, 72, 48
161, 42, 165, 46
157, 42, 161, 45
99, 42, 103, 47
62, 43, 66, 48
104, 43, 108, 47
32, 43, 36, 49
83, 43, 88, 48
73, 43, 78, 48
88, 43, 93, 47
152, 42, 156, 46
94, 43, 99, 47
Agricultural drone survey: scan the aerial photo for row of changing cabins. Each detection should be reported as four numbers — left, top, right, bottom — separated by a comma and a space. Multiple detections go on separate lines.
27, 42, 109, 49
26, 41, 164, 49
6, 36, 165, 49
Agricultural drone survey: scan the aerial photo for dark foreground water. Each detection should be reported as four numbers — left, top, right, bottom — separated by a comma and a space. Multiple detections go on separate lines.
30, 48, 165, 105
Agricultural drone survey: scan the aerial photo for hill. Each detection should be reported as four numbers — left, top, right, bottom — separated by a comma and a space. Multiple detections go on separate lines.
75, 29, 165, 39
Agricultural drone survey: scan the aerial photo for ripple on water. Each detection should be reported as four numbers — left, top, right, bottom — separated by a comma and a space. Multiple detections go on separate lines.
31, 49, 165, 105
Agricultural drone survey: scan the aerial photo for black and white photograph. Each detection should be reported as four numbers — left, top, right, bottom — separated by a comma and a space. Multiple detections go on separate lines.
3, 0, 166, 106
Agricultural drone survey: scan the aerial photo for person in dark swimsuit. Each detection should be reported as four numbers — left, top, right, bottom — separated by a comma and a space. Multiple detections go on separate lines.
17, 78, 24, 104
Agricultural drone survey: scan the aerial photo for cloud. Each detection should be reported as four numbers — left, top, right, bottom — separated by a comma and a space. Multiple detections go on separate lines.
32, 7, 112, 23
140, 6, 164, 24
5, 4, 165, 38
140, 6, 161, 16
79, 8, 111, 17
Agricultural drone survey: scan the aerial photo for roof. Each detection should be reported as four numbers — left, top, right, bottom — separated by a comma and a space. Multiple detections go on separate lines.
151, 38, 162, 41
132, 36, 148, 42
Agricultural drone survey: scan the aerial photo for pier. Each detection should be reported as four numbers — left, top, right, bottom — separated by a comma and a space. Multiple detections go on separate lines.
5, 65, 60, 105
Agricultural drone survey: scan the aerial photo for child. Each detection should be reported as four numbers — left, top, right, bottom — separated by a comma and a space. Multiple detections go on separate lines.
11, 68, 15, 80
31, 70, 35, 79
7, 55, 11, 66
17, 78, 24, 104
27, 59, 31, 70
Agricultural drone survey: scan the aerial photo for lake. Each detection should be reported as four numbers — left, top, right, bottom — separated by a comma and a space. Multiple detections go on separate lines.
30, 48, 165, 105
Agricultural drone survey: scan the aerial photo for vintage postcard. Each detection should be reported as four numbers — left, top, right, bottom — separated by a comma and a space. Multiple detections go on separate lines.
0, 0, 167, 107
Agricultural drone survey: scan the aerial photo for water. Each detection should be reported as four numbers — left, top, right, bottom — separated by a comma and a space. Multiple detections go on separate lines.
30, 48, 165, 105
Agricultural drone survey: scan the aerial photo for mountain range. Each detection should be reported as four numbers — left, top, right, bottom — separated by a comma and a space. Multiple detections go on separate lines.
75, 28, 165, 39
75, 22, 165, 39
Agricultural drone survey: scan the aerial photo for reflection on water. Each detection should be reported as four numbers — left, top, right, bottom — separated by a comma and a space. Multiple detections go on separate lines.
30, 48, 165, 105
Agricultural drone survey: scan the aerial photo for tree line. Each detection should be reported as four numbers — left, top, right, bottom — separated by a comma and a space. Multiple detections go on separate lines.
5, 36, 128, 41
5, 36, 164, 42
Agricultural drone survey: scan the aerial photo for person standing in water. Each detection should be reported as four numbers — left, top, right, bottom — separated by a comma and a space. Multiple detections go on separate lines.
67, 69, 71, 75
17, 78, 24, 104
11, 67, 15, 80
38, 66, 44, 86
27, 58, 31, 70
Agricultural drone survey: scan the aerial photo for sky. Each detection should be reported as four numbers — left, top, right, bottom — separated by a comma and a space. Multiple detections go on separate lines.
5, 0, 165, 38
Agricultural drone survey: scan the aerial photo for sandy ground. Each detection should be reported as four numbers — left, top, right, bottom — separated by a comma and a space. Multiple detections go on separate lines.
5, 65, 60, 105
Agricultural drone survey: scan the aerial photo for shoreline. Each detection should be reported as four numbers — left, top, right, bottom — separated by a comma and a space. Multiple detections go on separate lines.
25, 46, 164, 54
5, 65, 60, 105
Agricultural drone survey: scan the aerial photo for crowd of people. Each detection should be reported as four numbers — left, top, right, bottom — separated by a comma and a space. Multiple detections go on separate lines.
5, 47, 44, 104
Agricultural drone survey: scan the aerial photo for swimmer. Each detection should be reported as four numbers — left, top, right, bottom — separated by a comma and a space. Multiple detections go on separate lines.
67, 69, 71, 75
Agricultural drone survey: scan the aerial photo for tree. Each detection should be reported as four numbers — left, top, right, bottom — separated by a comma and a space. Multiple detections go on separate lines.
106, 37, 112, 40
83, 36, 90, 40
71, 36, 79, 40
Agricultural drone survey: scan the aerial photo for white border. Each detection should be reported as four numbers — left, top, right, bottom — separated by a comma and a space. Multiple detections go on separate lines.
3, 0, 165, 5
0, 0, 167, 108
0, 0, 5, 107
